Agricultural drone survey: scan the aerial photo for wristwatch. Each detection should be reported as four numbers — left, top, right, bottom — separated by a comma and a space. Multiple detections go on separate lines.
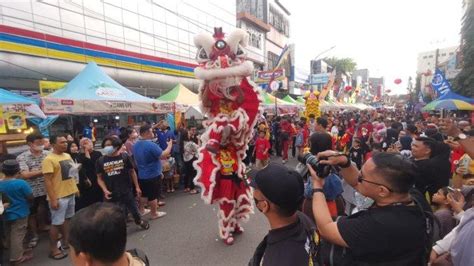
312, 188, 324, 195
453, 133, 467, 141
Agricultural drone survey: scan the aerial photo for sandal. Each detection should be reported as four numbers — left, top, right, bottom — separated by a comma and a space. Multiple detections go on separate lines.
12, 253, 34, 264
28, 236, 39, 248
49, 251, 67, 260
189, 189, 198, 194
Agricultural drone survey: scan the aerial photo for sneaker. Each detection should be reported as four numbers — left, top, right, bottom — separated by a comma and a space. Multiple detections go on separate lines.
282, 160, 287, 164
150, 211, 167, 220
140, 209, 151, 216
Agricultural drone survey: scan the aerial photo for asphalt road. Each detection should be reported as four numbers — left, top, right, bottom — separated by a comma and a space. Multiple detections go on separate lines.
25, 156, 300, 266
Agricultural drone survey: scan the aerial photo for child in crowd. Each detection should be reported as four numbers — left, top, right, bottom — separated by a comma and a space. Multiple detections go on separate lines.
254, 131, 270, 170
349, 138, 364, 170
294, 122, 304, 156
0, 160, 34, 264
183, 130, 199, 194
432, 187, 457, 239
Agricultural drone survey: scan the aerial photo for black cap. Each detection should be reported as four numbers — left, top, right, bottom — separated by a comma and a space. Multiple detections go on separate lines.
249, 163, 304, 207
0, 159, 20, 174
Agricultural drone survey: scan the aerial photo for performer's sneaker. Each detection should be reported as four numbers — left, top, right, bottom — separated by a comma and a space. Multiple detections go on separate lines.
223, 236, 234, 246
233, 226, 244, 235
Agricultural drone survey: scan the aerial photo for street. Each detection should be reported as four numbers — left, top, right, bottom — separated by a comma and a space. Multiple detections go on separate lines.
25, 157, 299, 266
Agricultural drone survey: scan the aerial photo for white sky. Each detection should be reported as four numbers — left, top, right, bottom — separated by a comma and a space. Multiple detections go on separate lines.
283, 0, 463, 94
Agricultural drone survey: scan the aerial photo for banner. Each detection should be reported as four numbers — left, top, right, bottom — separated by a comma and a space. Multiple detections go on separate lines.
431, 69, 452, 98
41, 98, 173, 114
39, 81, 67, 96
255, 69, 285, 83
6, 111, 27, 130
0, 106, 6, 133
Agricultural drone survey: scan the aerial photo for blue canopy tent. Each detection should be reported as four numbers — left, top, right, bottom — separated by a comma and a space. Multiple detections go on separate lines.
41, 62, 171, 115
0, 88, 46, 118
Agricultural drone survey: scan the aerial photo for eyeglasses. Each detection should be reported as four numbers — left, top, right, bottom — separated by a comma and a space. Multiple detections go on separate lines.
357, 173, 394, 192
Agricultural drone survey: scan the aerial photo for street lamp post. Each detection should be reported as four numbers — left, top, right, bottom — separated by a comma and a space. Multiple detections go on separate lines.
310, 45, 336, 89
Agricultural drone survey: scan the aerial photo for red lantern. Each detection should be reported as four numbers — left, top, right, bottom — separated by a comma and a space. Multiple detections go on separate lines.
394, 78, 402, 85
344, 86, 352, 92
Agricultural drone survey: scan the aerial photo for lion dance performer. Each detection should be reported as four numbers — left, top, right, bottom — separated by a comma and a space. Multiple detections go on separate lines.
192, 28, 261, 245
304, 88, 320, 119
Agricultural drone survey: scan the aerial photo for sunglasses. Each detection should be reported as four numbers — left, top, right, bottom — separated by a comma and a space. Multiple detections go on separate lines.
357, 173, 394, 192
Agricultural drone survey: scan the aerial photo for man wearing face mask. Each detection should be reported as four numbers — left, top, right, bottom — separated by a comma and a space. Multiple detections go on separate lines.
96, 136, 149, 230
248, 163, 316, 266
17, 133, 50, 249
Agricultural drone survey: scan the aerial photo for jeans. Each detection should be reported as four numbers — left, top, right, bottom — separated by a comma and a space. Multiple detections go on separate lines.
110, 191, 141, 224
184, 159, 196, 190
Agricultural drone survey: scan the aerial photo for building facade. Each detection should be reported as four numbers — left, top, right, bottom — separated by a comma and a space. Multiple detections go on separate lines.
416, 46, 458, 94
0, 0, 236, 97
236, 0, 269, 70
416, 46, 458, 75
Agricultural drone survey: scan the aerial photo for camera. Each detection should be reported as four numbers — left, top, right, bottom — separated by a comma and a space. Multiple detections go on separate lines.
297, 152, 331, 178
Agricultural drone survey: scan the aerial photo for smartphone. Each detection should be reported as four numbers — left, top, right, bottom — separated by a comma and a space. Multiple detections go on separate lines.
459, 156, 471, 171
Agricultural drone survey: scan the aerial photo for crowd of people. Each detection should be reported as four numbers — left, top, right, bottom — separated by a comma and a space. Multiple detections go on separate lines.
0, 107, 473, 265
247, 110, 473, 266
0, 119, 202, 264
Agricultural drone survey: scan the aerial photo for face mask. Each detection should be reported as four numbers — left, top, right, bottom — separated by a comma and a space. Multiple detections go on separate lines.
102, 146, 115, 156
32, 145, 44, 152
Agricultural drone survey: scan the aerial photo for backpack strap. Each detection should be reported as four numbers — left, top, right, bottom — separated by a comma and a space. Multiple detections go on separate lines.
411, 195, 435, 265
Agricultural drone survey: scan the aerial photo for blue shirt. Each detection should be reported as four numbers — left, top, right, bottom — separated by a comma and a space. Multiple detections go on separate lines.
0, 179, 32, 221
83, 127, 92, 139
133, 140, 163, 180
156, 130, 175, 150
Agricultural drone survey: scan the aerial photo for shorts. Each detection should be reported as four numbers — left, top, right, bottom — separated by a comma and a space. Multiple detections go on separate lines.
138, 177, 160, 201
30, 195, 47, 215
49, 195, 75, 226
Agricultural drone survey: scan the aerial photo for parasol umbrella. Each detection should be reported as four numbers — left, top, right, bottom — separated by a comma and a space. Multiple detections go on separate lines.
422, 99, 474, 111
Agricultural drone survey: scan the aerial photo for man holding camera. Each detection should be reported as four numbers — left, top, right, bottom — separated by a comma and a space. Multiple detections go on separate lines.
308, 151, 428, 265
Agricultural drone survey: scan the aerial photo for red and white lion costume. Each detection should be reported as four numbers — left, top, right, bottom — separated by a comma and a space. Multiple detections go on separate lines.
193, 28, 261, 245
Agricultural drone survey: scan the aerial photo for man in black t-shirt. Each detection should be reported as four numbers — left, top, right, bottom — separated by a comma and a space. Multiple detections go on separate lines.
96, 137, 149, 230
308, 151, 428, 265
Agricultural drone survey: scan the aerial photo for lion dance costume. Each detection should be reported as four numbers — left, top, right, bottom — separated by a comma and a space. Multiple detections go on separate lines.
193, 28, 261, 245
304, 89, 320, 119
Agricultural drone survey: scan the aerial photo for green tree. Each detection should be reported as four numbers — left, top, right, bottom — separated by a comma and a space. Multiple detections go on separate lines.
453, 0, 474, 97
323, 57, 357, 74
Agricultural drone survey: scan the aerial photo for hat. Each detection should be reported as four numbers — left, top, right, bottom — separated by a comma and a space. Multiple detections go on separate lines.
249, 163, 304, 207
0, 159, 20, 174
